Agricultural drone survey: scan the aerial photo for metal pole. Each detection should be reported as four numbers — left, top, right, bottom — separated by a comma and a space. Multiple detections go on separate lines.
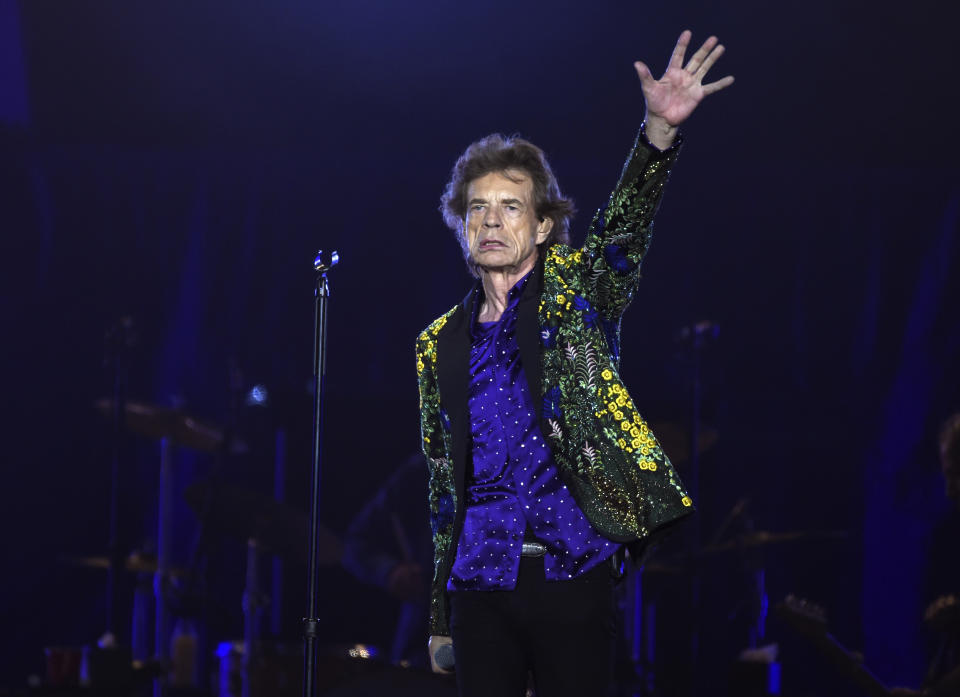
155, 436, 172, 697
684, 320, 717, 697
105, 316, 133, 641
302, 250, 338, 697
272, 428, 287, 637
243, 539, 261, 697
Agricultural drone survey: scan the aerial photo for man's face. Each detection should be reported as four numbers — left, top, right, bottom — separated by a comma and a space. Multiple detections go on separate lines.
464, 170, 552, 273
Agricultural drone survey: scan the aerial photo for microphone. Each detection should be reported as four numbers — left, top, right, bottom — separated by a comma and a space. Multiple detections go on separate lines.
434, 643, 456, 671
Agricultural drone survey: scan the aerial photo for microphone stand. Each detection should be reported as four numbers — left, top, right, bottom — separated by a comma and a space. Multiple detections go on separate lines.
301, 250, 338, 697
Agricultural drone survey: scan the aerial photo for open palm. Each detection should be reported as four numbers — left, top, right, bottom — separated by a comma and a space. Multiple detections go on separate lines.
635, 30, 734, 128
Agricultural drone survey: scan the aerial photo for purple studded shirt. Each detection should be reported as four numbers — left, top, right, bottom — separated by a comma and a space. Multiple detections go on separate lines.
447, 272, 617, 591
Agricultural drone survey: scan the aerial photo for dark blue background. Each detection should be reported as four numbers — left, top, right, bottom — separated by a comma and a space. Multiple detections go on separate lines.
1, 0, 958, 693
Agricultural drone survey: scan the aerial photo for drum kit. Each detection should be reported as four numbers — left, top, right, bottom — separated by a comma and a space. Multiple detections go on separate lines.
53, 394, 456, 697
52, 393, 847, 697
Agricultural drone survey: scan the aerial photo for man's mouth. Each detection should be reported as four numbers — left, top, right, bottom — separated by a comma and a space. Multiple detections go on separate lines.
479, 239, 506, 249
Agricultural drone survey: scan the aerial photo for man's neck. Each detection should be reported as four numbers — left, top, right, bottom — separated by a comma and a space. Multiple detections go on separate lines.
478, 253, 537, 323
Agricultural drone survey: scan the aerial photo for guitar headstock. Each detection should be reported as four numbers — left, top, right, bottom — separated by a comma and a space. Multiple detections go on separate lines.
924, 594, 959, 630
775, 594, 828, 637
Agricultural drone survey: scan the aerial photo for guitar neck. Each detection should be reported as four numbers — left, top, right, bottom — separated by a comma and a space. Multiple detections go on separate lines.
808, 631, 889, 697
775, 599, 890, 697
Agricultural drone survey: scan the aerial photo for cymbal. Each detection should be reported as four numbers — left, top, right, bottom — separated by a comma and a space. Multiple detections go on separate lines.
183, 482, 342, 565
63, 553, 190, 578
95, 398, 225, 452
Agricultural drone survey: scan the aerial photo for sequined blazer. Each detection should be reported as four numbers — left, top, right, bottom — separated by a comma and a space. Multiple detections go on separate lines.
416, 129, 694, 636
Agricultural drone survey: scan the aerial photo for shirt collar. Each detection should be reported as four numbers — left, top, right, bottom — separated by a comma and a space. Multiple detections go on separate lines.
471, 269, 533, 331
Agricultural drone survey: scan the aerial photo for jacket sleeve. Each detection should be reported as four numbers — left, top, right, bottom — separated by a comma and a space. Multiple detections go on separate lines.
415, 321, 457, 636
579, 126, 682, 319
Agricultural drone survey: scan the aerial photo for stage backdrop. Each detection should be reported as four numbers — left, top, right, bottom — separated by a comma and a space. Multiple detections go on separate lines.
2, 0, 959, 693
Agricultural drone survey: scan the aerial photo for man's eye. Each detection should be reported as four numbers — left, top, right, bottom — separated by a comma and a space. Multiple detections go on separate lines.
505, 205, 518, 211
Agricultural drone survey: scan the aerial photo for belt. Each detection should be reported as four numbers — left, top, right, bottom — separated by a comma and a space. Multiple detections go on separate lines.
520, 541, 547, 558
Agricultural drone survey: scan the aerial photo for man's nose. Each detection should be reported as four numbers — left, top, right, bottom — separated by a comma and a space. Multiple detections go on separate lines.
482, 208, 501, 227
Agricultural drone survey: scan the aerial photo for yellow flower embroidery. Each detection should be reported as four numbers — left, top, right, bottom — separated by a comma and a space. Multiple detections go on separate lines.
601, 369, 613, 381
608, 403, 617, 413
648, 462, 658, 471
616, 395, 627, 406
429, 313, 451, 336
682, 496, 693, 507
621, 421, 631, 432
614, 410, 624, 420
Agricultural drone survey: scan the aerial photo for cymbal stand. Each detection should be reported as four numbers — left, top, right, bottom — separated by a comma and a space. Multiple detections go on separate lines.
742, 516, 769, 648
154, 436, 173, 697
302, 250, 338, 697
271, 427, 287, 637
684, 320, 717, 695
243, 539, 263, 697
104, 316, 134, 641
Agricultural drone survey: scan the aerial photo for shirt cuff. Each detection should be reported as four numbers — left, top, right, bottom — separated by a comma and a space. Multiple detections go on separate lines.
639, 120, 683, 154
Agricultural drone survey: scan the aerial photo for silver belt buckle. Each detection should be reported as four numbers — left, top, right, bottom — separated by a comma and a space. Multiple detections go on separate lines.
521, 541, 547, 557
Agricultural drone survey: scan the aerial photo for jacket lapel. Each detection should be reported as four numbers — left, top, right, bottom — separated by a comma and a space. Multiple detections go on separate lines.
436, 262, 544, 495
517, 256, 544, 423
435, 285, 476, 503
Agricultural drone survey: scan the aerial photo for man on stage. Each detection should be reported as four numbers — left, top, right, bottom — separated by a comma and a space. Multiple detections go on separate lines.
416, 30, 733, 696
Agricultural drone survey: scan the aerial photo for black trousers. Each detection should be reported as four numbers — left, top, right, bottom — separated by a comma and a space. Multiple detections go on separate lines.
448, 555, 616, 697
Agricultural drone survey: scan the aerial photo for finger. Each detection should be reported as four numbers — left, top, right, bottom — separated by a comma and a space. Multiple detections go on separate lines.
633, 61, 658, 90
667, 29, 692, 71
685, 35, 718, 74
695, 43, 725, 79
702, 75, 735, 95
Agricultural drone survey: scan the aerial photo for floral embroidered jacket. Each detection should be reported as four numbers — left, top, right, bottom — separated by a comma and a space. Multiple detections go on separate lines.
416, 129, 694, 636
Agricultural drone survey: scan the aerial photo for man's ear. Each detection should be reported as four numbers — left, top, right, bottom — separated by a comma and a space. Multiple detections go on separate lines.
535, 216, 553, 244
